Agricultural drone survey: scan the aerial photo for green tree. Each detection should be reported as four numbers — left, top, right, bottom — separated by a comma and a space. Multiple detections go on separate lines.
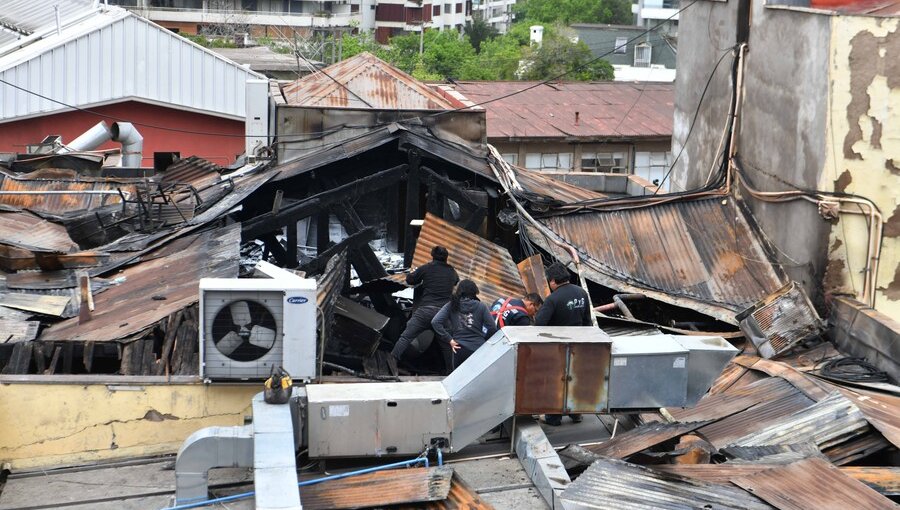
459, 35, 522, 80
514, 0, 633, 25
465, 17, 499, 53
339, 31, 386, 61
521, 30, 614, 81
421, 30, 476, 79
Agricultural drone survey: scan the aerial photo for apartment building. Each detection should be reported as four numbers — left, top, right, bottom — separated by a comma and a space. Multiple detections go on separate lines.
471, 0, 515, 33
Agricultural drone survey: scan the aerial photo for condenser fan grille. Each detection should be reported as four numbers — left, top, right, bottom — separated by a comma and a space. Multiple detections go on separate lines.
211, 299, 278, 362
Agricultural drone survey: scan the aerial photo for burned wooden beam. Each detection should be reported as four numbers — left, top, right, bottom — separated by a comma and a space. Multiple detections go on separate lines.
420, 166, 484, 210
404, 151, 421, 266
301, 227, 376, 276
299, 466, 453, 510
242, 164, 407, 240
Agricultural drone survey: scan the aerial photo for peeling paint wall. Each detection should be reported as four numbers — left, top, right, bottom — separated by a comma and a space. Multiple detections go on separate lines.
824, 17, 900, 319
0, 383, 257, 471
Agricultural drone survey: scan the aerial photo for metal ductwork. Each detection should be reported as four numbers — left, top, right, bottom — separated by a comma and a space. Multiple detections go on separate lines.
65, 121, 113, 152
175, 425, 254, 504
110, 122, 143, 167
175, 326, 737, 508
61, 120, 144, 167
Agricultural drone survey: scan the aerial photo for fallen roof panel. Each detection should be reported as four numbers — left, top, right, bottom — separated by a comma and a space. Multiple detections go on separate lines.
530, 196, 786, 324
584, 420, 713, 459
413, 213, 526, 306
560, 457, 771, 510
39, 222, 240, 342
0, 172, 134, 214
0, 210, 79, 253
731, 457, 895, 510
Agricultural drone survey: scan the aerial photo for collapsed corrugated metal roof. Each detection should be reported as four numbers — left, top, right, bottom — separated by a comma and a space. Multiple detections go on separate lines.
280, 52, 460, 110
411, 213, 526, 306
0, 170, 134, 214
528, 196, 786, 324
39, 222, 240, 342
559, 457, 772, 510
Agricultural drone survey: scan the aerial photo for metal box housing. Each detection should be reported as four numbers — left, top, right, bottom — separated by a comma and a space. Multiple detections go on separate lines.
306, 382, 451, 458
673, 336, 739, 406
199, 277, 317, 381
608, 335, 689, 409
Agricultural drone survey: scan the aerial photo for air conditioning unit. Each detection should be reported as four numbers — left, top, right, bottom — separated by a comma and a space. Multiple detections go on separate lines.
199, 277, 317, 381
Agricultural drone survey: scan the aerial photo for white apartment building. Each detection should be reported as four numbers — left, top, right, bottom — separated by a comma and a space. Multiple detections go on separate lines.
471, 0, 515, 33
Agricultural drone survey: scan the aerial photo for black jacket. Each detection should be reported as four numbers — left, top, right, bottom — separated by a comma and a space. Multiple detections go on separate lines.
534, 283, 592, 326
432, 297, 498, 351
406, 260, 459, 308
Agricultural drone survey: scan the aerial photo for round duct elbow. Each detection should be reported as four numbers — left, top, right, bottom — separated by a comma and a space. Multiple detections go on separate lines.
111, 122, 144, 168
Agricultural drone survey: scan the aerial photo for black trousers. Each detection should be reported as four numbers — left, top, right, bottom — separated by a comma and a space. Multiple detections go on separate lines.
391, 305, 440, 359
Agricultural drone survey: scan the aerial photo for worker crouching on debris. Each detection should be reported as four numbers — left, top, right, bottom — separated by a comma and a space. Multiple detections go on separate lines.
391, 245, 459, 361
536, 262, 592, 426
431, 279, 498, 371
491, 293, 544, 327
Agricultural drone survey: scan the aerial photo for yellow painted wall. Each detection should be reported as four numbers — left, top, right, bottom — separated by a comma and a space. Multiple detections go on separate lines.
0, 383, 258, 471
823, 17, 900, 320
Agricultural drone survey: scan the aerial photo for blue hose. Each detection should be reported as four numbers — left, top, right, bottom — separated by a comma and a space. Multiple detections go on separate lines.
164, 456, 428, 510
437, 447, 443, 466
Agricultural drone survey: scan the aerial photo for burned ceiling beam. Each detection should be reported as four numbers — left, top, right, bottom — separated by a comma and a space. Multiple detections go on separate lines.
242, 164, 407, 240
420, 166, 485, 211
301, 227, 376, 276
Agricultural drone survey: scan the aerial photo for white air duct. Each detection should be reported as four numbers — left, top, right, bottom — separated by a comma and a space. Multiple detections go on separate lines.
110, 122, 143, 168
66, 121, 113, 152
63, 120, 144, 167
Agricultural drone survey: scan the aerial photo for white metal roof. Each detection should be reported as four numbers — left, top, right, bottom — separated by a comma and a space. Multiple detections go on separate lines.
0, 0, 97, 50
0, 6, 264, 123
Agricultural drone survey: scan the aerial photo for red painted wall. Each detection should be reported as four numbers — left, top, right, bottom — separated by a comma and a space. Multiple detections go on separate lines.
0, 101, 246, 167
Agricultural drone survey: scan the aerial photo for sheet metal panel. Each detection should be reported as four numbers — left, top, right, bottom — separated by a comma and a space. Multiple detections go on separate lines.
39, 222, 240, 342
667, 376, 799, 424
414, 213, 526, 306
559, 457, 772, 510
698, 391, 817, 448
731, 457, 894, 510
449, 81, 674, 140
567, 342, 611, 413
0, 173, 134, 214
725, 392, 869, 450
281, 52, 455, 110
533, 196, 785, 324
584, 421, 713, 459
515, 342, 568, 414
0, 210, 79, 253
301, 466, 453, 509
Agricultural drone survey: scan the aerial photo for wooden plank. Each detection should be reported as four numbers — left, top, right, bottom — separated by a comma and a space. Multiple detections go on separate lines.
83, 341, 95, 373
0, 320, 39, 343
61, 342, 74, 373
141, 339, 155, 376
517, 254, 551, 300
120, 342, 135, 376
300, 466, 453, 510
0, 293, 70, 317
45, 345, 61, 375
32, 342, 46, 374
5, 270, 78, 290
1, 342, 32, 374
156, 311, 182, 376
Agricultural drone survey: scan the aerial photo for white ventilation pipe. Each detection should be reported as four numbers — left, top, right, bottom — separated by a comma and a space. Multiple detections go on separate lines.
111, 122, 144, 167
66, 121, 113, 152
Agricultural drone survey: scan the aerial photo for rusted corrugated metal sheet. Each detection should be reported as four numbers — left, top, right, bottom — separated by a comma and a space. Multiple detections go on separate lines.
282, 52, 455, 110
317, 248, 348, 359
833, 385, 900, 449
39, 222, 240, 342
400, 472, 494, 510
559, 457, 772, 510
697, 391, 817, 448
0, 172, 135, 214
530, 196, 786, 324
160, 156, 222, 190
515, 168, 607, 204
413, 213, 526, 306
725, 392, 869, 450
300, 466, 453, 509
652, 464, 900, 496
731, 457, 895, 510
585, 420, 714, 459
667, 377, 799, 424
0, 210, 79, 253
449, 81, 674, 140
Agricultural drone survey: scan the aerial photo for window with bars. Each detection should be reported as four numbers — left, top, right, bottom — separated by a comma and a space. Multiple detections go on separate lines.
525, 153, 574, 172
614, 37, 628, 54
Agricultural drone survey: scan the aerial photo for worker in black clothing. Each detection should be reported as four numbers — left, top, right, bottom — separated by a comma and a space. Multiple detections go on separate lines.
535, 262, 592, 426
490, 293, 544, 327
391, 245, 459, 361
431, 279, 497, 371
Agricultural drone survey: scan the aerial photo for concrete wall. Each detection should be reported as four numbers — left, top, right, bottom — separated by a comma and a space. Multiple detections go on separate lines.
824, 17, 900, 318
0, 382, 257, 471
